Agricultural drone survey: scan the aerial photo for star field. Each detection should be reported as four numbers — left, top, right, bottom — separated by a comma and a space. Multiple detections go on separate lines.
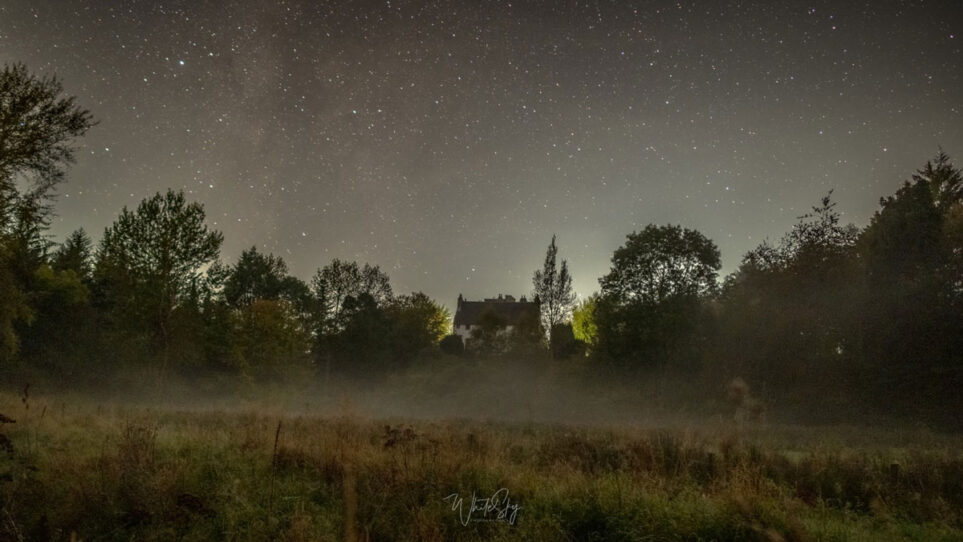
1, 0, 960, 305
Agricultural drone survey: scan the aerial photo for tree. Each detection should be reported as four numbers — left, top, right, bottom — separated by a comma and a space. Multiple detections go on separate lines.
855, 153, 963, 422
96, 189, 223, 371
596, 225, 720, 370
330, 293, 392, 378
53, 228, 93, 281
7, 195, 51, 276
740, 192, 858, 275
310, 259, 392, 333
385, 292, 451, 360
532, 234, 576, 331
0, 63, 94, 360
310, 259, 393, 379
0, 251, 30, 362
549, 323, 578, 359
16, 263, 92, 375
716, 193, 861, 403
1, 63, 95, 232
440, 334, 465, 356
600, 224, 721, 305
233, 299, 310, 378
507, 307, 545, 353
571, 294, 598, 346
224, 247, 310, 309
862, 153, 960, 288
917, 150, 962, 214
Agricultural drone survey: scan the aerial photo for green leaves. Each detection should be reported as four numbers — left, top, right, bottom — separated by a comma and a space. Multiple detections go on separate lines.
0, 62, 95, 232
533, 234, 576, 331
95, 189, 223, 362
224, 247, 309, 309
311, 259, 392, 333
0, 62, 93, 362
600, 224, 721, 305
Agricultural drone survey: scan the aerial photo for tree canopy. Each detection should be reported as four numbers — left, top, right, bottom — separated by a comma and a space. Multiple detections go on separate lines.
600, 224, 721, 305
0, 63, 95, 231
311, 259, 392, 332
224, 246, 309, 309
533, 234, 576, 332
96, 189, 223, 367
1, 63, 94, 361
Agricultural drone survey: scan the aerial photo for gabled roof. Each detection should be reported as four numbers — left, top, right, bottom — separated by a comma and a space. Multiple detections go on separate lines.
453, 296, 539, 326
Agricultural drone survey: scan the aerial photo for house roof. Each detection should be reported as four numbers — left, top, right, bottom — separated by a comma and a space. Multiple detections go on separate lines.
453, 296, 540, 326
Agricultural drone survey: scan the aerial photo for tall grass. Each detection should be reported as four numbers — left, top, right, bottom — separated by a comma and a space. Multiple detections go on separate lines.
0, 391, 961, 541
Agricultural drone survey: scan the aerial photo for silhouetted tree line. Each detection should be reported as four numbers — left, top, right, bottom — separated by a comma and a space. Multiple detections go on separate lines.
4, 188, 451, 384
0, 63, 450, 385
578, 155, 962, 427
2, 63, 961, 427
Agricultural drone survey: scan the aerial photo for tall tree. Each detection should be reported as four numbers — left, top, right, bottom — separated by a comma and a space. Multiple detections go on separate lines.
0, 63, 95, 231
15, 228, 95, 376
311, 259, 392, 332
596, 225, 720, 369
856, 153, 963, 421
0, 63, 94, 361
532, 234, 576, 331
600, 225, 720, 304
716, 193, 860, 405
233, 299, 311, 378
310, 259, 392, 379
224, 246, 309, 309
385, 292, 451, 358
53, 228, 93, 281
96, 189, 223, 371
329, 292, 392, 378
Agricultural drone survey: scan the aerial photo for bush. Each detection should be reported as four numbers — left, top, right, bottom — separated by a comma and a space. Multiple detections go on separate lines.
439, 334, 464, 356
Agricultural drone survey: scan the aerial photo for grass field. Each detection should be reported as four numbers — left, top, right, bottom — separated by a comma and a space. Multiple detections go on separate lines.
1, 388, 961, 542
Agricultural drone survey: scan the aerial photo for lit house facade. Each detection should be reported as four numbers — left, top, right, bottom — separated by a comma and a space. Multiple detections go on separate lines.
452, 294, 540, 345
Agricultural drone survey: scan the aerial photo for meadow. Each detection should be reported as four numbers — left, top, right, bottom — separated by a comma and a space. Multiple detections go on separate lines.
1, 379, 962, 542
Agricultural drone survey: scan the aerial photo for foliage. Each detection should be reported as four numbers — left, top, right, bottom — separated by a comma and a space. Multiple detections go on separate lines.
439, 333, 465, 356
853, 152, 963, 420
232, 299, 310, 378
711, 156, 963, 426
0, 249, 31, 362
716, 192, 861, 396
599, 224, 721, 305
0, 62, 95, 231
385, 292, 451, 360
469, 307, 508, 355
506, 306, 545, 353
571, 294, 598, 346
0, 63, 93, 362
596, 225, 720, 371
549, 323, 580, 359
95, 190, 223, 369
311, 259, 392, 334
52, 228, 93, 280
532, 234, 576, 331
328, 292, 393, 377
224, 247, 307, 307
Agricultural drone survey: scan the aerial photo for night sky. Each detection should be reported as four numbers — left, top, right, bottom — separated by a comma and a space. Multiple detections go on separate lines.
1, 1, 960, 306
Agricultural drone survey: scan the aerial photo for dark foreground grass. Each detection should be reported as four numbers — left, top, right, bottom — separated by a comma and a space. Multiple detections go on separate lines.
0, 392, 961, 541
